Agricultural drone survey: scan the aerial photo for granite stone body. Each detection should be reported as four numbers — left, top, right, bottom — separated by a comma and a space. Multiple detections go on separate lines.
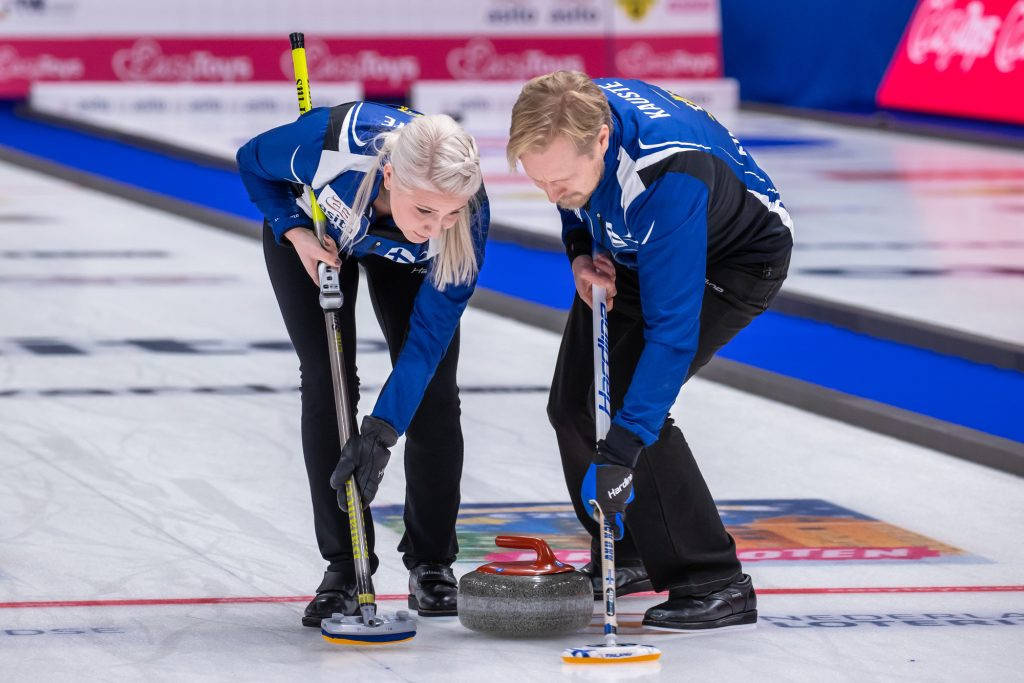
458, 570, 593, 636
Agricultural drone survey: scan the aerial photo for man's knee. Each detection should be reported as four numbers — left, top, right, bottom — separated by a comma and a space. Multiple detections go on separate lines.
549, 390, 597, 452
547, 390, 573, 432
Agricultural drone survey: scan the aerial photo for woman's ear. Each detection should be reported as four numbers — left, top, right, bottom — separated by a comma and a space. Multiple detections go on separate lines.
382, 163, 393, 191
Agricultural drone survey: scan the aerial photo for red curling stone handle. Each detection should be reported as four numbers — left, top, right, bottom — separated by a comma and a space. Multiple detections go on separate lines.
477, 535, 572, 575
495, 535, 558, 565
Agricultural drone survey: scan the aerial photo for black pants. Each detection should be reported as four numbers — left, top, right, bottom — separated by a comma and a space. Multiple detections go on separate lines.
263, 223, 463, 574
548, 254, 790, 595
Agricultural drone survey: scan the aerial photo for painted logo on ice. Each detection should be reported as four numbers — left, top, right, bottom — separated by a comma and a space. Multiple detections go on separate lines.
376, 499, 975, 565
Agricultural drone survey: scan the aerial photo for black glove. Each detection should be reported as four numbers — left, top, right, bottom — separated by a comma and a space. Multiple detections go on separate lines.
581, 423, 644, 539
330, 415, 398, 509
582, 460, 634, 540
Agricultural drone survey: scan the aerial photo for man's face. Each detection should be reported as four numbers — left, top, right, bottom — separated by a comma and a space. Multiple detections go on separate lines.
518, 126, 609, 210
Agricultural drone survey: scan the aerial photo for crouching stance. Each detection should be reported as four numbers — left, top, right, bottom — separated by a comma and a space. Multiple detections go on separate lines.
238, 102, 488, 624
508, 72, 793, 631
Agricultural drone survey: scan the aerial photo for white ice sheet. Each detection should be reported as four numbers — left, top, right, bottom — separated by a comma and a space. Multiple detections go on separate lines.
1, 161, 1021, 681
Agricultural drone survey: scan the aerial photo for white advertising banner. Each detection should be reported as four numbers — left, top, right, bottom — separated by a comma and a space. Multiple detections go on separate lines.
412, 77, 737, 137
0, 0, 716, 36
30, 81, 363, 158
1, 0, 724, 97
655, 78, 739, 129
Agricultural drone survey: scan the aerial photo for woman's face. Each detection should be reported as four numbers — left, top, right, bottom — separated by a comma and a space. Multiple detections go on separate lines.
382, 164, 468, 244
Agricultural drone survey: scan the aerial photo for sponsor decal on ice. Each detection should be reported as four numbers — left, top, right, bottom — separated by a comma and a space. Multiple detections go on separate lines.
0, 383, 545, 400
375, 500, 975, 565
738, 547, 942, 561
763, 613, 1024, 628
0, 336, 388, 356
2, 627, 125, 636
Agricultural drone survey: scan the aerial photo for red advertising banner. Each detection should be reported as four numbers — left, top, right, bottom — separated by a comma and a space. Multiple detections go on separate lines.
0, 35, 722, 98
877, 0, 1024, 124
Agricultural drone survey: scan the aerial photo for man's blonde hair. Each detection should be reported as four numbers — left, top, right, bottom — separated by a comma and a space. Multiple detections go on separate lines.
506, 70, 612, 170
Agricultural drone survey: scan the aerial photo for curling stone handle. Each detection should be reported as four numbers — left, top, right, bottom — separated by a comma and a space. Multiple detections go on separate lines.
494, 536, 558, 565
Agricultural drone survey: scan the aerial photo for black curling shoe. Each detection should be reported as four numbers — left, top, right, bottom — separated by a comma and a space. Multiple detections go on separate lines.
407, 563, 458, 616
302, 570, 360, 627
581, 559, 653, 600
642, 573, 757, 631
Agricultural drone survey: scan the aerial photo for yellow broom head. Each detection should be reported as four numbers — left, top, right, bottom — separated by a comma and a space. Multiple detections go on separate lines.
561, 643, 661, 664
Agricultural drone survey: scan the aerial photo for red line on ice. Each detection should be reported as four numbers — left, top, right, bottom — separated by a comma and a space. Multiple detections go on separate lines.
0, 596, 320, 608
757, 585, 1024, 595
2, 586, 1023, 609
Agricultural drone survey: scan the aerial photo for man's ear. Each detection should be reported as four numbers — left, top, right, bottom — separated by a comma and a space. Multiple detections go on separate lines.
596, 124, 610, 156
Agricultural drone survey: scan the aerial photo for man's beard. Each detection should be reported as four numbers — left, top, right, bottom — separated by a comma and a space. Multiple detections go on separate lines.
555, 160, 603, 210
556, 193, 589, 210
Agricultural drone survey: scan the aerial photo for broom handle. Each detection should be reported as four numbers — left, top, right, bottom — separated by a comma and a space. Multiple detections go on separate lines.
596, 505, 619, 647
288, 32, 329, 243
592, 270, 618, 646
290, 32, 376, 622
592, 278, 611, 442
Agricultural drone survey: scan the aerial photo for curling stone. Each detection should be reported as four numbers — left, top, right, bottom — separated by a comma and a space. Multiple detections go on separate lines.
458, 535, 593, 637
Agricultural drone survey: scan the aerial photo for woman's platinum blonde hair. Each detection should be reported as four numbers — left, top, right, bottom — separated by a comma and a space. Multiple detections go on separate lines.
346, 114, 483, 290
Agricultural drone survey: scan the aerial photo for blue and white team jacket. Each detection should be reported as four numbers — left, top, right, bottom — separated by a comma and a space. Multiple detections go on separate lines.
564, 78, 794, 447
236, 101, 489, 436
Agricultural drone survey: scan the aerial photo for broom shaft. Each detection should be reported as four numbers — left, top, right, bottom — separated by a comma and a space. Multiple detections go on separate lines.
592, 273, 618, 646
291, 32, 376, 617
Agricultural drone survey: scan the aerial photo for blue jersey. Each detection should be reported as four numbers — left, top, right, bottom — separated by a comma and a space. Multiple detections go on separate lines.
563, 78, 793, 446
237, 101, 489, 436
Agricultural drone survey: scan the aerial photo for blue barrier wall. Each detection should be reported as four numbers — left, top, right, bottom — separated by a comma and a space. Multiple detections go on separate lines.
2, 103, 1022, 443
720, 0, 917, 112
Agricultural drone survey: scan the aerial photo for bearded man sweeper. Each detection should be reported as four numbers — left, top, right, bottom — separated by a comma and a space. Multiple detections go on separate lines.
507, 71, 794, 632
